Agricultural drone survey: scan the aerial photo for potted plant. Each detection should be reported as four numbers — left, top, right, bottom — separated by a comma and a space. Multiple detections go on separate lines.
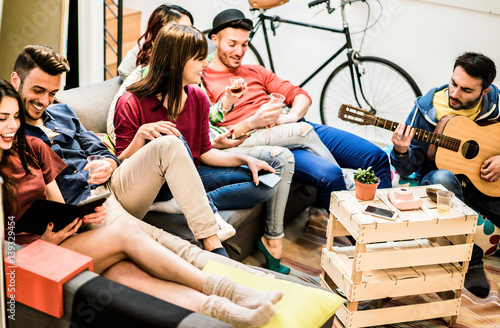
353, 166, 380, 200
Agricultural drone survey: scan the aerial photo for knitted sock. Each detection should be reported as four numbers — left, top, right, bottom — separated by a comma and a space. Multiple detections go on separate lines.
200, 295, 275, 328
464, 244, 490, 298
202, 274, 283, 309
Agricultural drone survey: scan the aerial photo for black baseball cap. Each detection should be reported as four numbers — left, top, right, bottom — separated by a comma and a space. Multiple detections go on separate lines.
208, 9, 253, 38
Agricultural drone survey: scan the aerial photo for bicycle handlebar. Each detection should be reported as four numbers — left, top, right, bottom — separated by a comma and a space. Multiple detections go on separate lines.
308, 0, 328, 8
308, 0, 366, 9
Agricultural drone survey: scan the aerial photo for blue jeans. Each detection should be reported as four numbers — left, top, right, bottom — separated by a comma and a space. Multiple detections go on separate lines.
197, 165, 275, 210
294, 121, 392, 209
421, 169, 500, 228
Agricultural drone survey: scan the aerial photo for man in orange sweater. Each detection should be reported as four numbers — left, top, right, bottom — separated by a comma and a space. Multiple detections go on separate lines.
203, 9, 392, 212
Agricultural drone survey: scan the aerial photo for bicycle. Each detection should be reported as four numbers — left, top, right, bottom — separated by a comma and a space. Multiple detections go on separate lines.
205, 0, 422, 146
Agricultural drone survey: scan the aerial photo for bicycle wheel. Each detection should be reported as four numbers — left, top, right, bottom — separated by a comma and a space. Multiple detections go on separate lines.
320, 56, 421, 147
202, 29, 264, 66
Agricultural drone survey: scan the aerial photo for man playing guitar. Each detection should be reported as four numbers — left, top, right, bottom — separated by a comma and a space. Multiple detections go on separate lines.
391, 52, 499, 299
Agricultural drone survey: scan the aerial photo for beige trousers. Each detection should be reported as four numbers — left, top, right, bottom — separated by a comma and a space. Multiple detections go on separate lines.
95, 136, 265, 275
102, 193, 265, 274
109, 136, 218, 240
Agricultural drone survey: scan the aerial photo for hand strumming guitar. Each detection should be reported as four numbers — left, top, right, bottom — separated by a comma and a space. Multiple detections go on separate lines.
481, 155, 500, 182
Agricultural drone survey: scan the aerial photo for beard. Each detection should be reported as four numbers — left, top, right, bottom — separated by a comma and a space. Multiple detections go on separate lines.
217, 50, 241, 69
448, 93, 483, 110
23, 99, 44, 122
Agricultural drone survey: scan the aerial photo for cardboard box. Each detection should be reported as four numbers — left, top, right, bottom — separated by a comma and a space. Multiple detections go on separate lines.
4, 239, 93, 318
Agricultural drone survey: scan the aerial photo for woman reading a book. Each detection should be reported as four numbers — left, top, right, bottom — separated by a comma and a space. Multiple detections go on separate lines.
0, 78, 280, 327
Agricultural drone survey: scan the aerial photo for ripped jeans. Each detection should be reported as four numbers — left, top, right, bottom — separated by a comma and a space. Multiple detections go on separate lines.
240, 121, 392, 209
223, 145, 295, 239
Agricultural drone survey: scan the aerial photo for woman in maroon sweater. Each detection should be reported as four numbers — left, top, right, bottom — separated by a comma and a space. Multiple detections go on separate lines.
114, 24, 292, 274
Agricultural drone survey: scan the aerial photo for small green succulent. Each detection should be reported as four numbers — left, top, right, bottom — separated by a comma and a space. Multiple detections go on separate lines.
353, 166, 379, 184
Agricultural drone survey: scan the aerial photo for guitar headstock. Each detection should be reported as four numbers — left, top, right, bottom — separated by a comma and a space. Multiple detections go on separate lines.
338, 104, 377, 126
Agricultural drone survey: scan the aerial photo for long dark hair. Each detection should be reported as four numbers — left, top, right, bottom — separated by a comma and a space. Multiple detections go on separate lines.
0, 78, 35, 216
127, 24, 207, 121
136, 4, 194, 67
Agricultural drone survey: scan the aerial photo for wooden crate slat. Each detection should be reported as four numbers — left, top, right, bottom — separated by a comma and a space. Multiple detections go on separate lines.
330, 193, 362, 240
326, 186, 474, 327
325, 250, 465, 301
335, 304, 350, 327
347, 299, 460, 327
354, 243, 473, 271
319, 274, 333, 292
332, 218, 351, 237
355, 214, 476, 243
351, 269, 464, 301
321, 249, 353, 297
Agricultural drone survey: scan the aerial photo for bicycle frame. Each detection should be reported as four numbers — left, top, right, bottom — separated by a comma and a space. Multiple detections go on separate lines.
250, 3, 374, 110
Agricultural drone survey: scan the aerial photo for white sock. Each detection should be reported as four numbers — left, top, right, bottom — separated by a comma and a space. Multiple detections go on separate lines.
149, 198, 182, 214
202, 274, 283, 309
215, 212, 236, 242
200, 295, 275, 327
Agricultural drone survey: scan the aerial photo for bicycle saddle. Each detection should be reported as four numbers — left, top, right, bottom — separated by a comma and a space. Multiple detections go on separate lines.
248, 0, 289, 10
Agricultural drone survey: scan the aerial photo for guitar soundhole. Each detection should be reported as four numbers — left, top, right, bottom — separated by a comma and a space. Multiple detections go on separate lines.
461, 140, 479, 159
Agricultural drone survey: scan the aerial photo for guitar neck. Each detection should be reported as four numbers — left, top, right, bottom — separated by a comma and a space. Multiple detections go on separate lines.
374, 117, 460, 151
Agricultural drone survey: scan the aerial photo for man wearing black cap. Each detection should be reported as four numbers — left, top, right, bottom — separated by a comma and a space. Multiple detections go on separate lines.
203, 8, 392, 214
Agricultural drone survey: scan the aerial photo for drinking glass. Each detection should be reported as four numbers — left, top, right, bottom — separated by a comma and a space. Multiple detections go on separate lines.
87, 155, 106, 188
269, 93, 285, 104
437, 190, 454, 214
229, 77, 245, 97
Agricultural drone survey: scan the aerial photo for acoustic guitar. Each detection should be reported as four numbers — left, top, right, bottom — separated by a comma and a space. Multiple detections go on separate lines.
338, 104, 500, 197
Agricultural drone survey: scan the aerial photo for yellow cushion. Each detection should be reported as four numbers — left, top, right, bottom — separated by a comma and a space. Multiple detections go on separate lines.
202, 261, 344, 328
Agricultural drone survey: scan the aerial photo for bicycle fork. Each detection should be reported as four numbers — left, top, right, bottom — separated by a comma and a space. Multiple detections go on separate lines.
341, 2, 377, 115
346, 53, 375, 114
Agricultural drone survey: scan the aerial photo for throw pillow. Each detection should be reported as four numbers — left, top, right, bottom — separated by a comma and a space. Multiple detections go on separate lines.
202, 261, 344, 328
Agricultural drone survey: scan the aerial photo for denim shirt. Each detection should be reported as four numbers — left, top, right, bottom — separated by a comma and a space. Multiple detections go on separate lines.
26, 104, 120, 204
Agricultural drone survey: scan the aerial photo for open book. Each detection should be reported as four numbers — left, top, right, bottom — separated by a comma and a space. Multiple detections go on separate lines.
15, 191, 111, 235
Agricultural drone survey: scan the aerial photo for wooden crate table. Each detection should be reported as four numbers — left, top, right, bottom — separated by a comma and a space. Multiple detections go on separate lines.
319, 185, 478, 328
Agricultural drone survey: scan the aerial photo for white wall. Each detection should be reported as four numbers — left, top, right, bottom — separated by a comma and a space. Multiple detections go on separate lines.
120, 0, 500, 124
78, 0, 104, 85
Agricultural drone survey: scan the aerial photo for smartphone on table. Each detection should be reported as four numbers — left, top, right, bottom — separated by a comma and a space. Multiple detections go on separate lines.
362, 205, 397, 220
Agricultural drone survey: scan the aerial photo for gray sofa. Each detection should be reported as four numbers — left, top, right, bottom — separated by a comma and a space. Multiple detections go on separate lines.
54, 77, 318, 261
7, 79, 331, 328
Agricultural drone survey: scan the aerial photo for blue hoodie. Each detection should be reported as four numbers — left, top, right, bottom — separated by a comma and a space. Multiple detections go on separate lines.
390, 84, 500, 179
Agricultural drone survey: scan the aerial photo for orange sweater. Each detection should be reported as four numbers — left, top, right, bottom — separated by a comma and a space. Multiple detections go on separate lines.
203, 65, 312, 126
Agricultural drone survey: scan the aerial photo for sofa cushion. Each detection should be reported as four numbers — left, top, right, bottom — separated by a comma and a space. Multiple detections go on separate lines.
54, 77, 122, 134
